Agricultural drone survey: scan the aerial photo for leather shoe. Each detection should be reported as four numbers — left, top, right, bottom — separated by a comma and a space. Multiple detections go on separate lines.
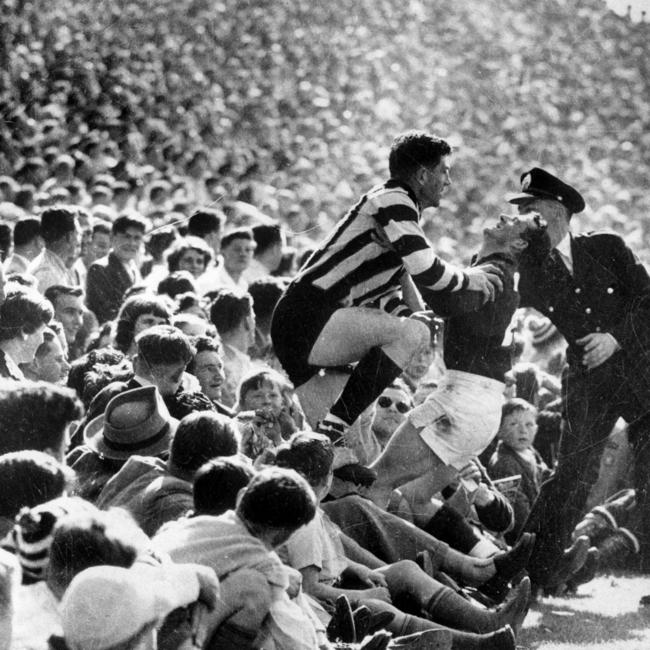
565, 546, 600, 592
543, 535, 590, 588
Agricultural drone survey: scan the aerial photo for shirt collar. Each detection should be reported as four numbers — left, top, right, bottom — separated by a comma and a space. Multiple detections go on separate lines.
555, 231, 572, 258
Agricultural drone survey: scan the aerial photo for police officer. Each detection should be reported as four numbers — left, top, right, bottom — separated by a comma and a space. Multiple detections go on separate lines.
509, 168, 650, 585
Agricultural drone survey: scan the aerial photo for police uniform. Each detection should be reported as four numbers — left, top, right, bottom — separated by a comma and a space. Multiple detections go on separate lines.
512, 168, 650, 581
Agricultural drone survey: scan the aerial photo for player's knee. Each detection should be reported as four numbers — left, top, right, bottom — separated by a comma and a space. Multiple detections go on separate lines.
401, 318, 430, 353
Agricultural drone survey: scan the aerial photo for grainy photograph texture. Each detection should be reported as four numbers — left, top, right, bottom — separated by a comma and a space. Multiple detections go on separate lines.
0, 0, 649, 648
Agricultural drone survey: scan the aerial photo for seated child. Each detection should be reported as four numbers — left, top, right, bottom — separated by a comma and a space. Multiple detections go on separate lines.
488, 399, 551, 543
276, 432, 530, 650
235, 368, 301, 460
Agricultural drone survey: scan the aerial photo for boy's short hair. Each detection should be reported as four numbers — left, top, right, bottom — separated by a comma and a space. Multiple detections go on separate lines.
193, 457, 255, 515
112, 213, 147, 236
236, 368, 288, 409
274, 432, 334, 489
170, 411, 239, 473
237, 467, 316, 533
135, 325, 194, 367
500, 397, 539, 423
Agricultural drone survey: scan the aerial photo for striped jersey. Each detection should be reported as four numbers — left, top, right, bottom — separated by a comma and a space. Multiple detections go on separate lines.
292, 179, 469, 316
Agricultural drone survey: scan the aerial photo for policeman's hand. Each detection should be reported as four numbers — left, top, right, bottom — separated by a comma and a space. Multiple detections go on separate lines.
464, 264, 504, 303
577, 332, 621, 369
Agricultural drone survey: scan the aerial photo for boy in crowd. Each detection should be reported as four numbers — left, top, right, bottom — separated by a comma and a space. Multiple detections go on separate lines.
488, 399, 552, 543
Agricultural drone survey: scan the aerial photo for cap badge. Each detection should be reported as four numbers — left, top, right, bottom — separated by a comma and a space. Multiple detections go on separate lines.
521, 174, 531, 190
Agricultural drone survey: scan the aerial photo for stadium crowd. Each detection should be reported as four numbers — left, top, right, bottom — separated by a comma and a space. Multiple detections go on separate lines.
0, 0, 648, 648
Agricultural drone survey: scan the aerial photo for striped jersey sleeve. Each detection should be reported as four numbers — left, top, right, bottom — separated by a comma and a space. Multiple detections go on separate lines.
372, 188, 469, 292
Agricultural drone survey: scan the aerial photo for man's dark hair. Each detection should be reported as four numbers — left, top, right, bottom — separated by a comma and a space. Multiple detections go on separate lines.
220, 228, 254, 250
388, 130, 452, 181
13, 217, 41, 247
114, 295, 172, 353
40, 206, 78, 244
44, 284, 84, 307
92, 221, 111, 237
274, 432, 334, 489
170, 411, 238, 474
251, 223, 282, 256
0, 380, 83, 455
0, 289, 53, 341
248, 277, 287, 326
188, 209, 225, 238
519, 218, 552, 266
145, 226, 179, 262
157, 271, 197, 299
237, 467, 316, 534
67, 348, 127, 400
209, 290, 253, 335
187, 336, 223, 374
111, 213, 147, 236
135, 324, 194, 366
0, 451, 73, 518
193, 457, 254, 516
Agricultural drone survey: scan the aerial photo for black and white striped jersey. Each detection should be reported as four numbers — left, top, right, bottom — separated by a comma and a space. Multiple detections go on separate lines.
292, 179, 469, 316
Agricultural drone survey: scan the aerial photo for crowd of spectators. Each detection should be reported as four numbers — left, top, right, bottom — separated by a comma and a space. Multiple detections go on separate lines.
0, 0, 647, 648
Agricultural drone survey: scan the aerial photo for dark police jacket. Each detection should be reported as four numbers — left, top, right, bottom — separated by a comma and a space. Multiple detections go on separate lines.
518, 230, 650, 404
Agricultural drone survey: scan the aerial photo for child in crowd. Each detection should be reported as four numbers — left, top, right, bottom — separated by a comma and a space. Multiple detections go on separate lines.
236, 368, 301, 459
488, 399, 552, 543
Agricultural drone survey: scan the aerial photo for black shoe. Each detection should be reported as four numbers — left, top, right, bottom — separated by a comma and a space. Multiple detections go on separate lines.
493, 532, 536, 582
543, 535, 590, 588
327, 595, 356, 643
565, 546, 600, 592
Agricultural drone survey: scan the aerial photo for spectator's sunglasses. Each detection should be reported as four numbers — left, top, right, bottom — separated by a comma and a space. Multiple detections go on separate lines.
377, 396, 411, 413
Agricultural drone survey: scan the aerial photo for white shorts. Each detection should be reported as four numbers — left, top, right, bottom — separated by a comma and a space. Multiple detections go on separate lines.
409, 370, 505, 470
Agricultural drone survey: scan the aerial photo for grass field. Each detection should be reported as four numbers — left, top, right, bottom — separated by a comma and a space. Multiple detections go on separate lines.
518, 574, 650, 649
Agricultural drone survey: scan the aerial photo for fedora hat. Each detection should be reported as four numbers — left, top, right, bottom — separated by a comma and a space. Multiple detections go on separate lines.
84, 386, 177, 461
